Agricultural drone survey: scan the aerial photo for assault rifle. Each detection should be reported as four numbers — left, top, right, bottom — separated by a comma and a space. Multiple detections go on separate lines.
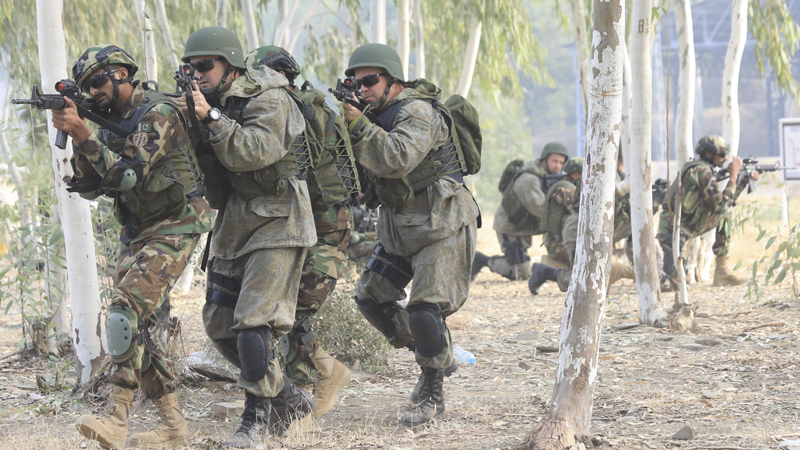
166, 64, 205, 143
328, 77, 365, 111
542, 172, 568, 192
652, 178, 669, 207
12, 80, 129, 149
714, 156, 797, 192
351, 204, 378, 233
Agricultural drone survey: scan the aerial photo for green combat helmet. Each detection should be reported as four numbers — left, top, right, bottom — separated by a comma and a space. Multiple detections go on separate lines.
540, 142, 569, 160
246, 46, 300, 86
563, 156, 584, 177
345, 43, 404, 109
695, 135, 729, 159
182, 27, 245, 95
72, 44, 138, 108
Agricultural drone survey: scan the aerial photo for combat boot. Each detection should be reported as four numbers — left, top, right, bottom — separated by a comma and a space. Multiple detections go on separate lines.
528, 263, 559, 295
269, 375, 315, 436
401, 367, 445, 427
224, 392, 271, 449
127, 392, 189, 447
470, 252, 489, 281
410, 358, 458, 404
712, 255, 746, 286
308, 346, 352, 418
607, 257, 635, 291
77, 385, 134, 449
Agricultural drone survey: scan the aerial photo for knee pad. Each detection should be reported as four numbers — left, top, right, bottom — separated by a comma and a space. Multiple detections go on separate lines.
407, 304, 447, 358
365, 245, 413, 289
212, 338, 241, 368
107, 304, 142, 364
355, 296, 397, 339
237, 326, 276, 381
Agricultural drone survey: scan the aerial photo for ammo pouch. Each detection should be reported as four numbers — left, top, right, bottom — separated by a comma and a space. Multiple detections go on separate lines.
365, 244, 413, 289
205, 259, 242, 310
503, 235, 530, 266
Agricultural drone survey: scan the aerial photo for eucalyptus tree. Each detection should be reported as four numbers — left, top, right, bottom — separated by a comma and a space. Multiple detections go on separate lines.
397, 0, 411, 80
241, 0, 259, 50
413, 0, 425, 78
674, 0, 695, 167
569, 0, 592, 122
154, 0, 179, 67
750, 0, 800, 100
217, 0, 228, 27
134, 0, 158, 82
517, 0, 625, 447
723, 0, 749, 157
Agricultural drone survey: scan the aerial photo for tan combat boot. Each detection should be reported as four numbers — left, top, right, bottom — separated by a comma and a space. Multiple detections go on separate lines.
712, 255, 746, 286
309, 346, 352, 418
607, 257, 635, 292
127, 392, 189, 447
77, 385, 133, 449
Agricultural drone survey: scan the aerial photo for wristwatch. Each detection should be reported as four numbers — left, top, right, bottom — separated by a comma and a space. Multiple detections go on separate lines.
202, 108, 221, 125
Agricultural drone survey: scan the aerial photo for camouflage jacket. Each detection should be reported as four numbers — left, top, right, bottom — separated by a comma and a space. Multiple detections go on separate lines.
348, 82, 479, 256
71, 82, 212, 244
541, 179, 576, 236
672, 159, 747, 233
202, 65, 315, 258
493, 158, 547, 236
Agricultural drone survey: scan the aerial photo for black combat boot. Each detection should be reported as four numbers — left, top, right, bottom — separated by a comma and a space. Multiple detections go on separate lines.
410, 358, 458, 404
660, 246, 677, 293
528, 263, 559, 295
401, 367, 445, 427
470, 252, 489, 281
269, 375, 315, 436
224, 392, 272, 449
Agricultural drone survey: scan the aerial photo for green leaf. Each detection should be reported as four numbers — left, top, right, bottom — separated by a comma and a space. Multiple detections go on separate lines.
734, 259, 743, 270
766, 236, 777, 250
775, 266, 789, 284
757, 229, 767, 242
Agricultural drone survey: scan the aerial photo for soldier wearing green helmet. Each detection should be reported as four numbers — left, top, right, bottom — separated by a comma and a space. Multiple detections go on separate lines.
656, 134, 759, 292
341, 43, 480, 428
471, 142, 569, 282
52, 44, 212, 449
175, 28, 316, 447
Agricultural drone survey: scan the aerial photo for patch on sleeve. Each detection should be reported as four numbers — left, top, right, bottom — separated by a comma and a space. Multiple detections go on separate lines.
138, 122, 153, 133
130, 131, 149, 148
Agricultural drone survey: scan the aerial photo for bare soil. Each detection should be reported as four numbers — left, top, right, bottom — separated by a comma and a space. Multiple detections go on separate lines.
1, 211, 799, 450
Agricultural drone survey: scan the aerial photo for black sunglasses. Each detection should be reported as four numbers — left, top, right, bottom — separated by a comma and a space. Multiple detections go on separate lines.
82, 69, 120, 93
189, 58, 221, 73
355, 73, 389, 88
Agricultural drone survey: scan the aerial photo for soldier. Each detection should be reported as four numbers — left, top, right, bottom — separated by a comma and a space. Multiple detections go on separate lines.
51, 44, 212, 449
247, 45, 357, 418
471, 142, 569, 281
341, 43, 480, 427
173, 28, 315, 447
346, 203, 379, 267
656, 135, 757, 291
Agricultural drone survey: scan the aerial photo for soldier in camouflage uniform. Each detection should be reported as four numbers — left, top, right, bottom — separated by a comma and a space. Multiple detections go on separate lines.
470, 142, 569, 281
247, 45, 358, 418
656, 135, 756, 291
341, 44, 479, 427
173, 28, 315, 448
52, 45, 212, 449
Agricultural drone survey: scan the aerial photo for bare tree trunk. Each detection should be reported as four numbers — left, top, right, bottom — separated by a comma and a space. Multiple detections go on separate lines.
241, 0, 260, 50
570, 0, 591, 123
134, 0, 158, 83
154, 0, 179, 67
674, 0, 695, 167
517, 1, 624, 448
273, 0, 298, 48
455, 19, 482, 99
414, 0, 425, 78
370, 0, 386, 44
629, 0, 667, 326
286, 0, 321, 53
273, 0, 288, 44
723, 0, 748, 157
672, 176, 689, 304
621, 38, 632, 172
45, 200, 69, 355
216, 0, 228, 28
37, 0, 105, 384
397, 0, 410, 80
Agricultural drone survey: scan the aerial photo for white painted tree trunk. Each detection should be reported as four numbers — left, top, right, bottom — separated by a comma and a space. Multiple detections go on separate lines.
134, 0, 158, 83
370, 0, 386, 44
37, 0, 105, 384
286, 0, 321, 53
570, 0, 591, 123
414, 0, 425, 78
621, 39, 632, 172
241, 0, 260, 50
273, 0, 298, 48
45, 202, 69, 355
397, 0, 410, 80
520, 3, 625, 448
154, 0, 179, 68
455, 19, 482, 99
216, 0, 228, 28
674, 0, 695, 167
723, 0, 748, 157
629, 0, 667, 326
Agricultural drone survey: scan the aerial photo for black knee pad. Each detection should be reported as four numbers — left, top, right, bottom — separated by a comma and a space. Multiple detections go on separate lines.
212, 338, 241, 368
407, 304, 447, 358
237, 326, 275, 381
355, 296, 397, 339
365, 245, 413, 289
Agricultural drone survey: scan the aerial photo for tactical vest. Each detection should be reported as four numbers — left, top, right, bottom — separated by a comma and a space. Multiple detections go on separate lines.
98, 89, 204, 227
293, 86, 360, 209
676, 159, 714, 232
540, 179, 575, 235
362, 98, 466, 209
198, 89, 311, 210
501, 162, 547, 228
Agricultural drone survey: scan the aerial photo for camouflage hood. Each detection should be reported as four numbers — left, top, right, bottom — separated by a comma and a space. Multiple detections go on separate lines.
523, 158, 547, 177
219, 64, 289, 102
385, 78, 442, 106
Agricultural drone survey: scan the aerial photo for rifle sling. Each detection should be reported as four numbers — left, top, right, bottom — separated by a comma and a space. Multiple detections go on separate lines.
75, 104, 131, 139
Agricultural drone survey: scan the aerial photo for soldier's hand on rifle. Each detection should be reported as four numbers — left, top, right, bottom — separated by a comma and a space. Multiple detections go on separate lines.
51, 96, 91, 143
728, 156, 743, 180
342, 93, 362, 123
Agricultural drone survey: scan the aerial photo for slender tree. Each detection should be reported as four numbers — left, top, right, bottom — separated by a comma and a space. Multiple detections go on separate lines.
216, 0, 228, 27
286, 0, 321, 53
455, 19, 482, 98
154, 0, 179, 67
370, 0, 386, 43
397, 0, 410, 80
413, 0, 425, 78
517, 1, 624, 448
569, 0, 591, 122
674, 0, 695, 167
723, 0, 749, 157
134, 0, 158, 83
241, 0, 259, 50
621, 38, 632, 171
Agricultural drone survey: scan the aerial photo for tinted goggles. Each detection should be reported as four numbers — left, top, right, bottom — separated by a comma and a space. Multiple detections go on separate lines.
82, 69, 120, 93
355, 73, 389, 88
189, 58, 221, 73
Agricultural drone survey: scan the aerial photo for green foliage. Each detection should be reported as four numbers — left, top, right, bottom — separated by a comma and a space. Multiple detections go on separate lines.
91, 197, 123, 308
749, 0, 800, 100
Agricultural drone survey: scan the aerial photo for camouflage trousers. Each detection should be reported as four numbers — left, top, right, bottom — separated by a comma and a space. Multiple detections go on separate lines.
656, 209, 730, 268
108, 232, 200, 398
487, 232, 533, 280
285, 205, 351, 387
345, 230, 377, 268
203, 246, 306, 398
356, 222, 477, 370
543, 232, 571, 267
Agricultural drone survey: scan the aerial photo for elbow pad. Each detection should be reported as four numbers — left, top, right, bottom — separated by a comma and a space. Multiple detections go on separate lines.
103, 156, 146, 190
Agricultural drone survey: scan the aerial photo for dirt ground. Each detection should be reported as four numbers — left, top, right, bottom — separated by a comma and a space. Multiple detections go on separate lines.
1, 208, 799, 450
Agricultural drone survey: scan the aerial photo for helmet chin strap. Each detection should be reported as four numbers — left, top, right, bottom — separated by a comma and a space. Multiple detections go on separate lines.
201, 66, 234, 96
370, 78, 396, 111
102, 66, 132, 115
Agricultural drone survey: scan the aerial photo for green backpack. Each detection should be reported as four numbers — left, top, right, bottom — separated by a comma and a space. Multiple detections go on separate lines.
498, 159, 525, 193
439, 94, 482, 175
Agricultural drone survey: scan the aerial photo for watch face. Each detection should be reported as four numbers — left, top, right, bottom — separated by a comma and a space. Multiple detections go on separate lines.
209, 108, 221, 120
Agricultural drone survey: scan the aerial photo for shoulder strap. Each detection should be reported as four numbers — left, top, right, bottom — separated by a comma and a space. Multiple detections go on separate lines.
375, 98, 412, 132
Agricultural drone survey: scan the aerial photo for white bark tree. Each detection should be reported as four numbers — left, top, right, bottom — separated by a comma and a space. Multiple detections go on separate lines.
621, 38, 632, 172
154, 0, 179, 68
369, 0, 386, 44
273, 0, 298, 48
413, 0, 425, 78
629, 0, 667, 326
241, 0, 260, 50
286, 0, 321, 53
516, 1, 624, 448
397, 0, 410, 80
723, 0, 749, 157
45, 203, 68, 355
134, 0, 158, 82
570, 0, 591, 122
37, 0, 105, 384
455, 19, 482, 98
216, 0, 228, 28
674, 0, 696, 167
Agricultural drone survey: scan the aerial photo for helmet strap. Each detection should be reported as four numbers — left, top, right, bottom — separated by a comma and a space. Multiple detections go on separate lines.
370, 78, 396, 110
202, 65, 234, 96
